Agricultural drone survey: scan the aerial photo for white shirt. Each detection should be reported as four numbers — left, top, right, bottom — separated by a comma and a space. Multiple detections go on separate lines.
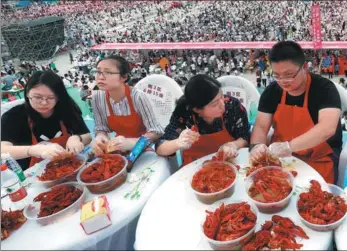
342, 118, 347, 129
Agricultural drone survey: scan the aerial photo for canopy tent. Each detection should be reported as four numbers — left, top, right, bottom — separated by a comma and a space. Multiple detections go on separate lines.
91, 41, 347, 51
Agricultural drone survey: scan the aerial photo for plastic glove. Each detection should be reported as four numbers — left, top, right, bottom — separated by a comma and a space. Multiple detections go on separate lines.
249, 144, 268, 164
107, 136, 135, 152
91, 133, 109, 155
268, 141, 292, 158
218, 142, 239, 161
176, 128, 200, 150
30, 143, 67, 160
66, 135, 84, 154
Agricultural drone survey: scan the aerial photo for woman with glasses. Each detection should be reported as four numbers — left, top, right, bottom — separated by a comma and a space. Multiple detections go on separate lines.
1, 71, 92, 171
156, 74, 249, 165
90, 55, 163, 155
250, 41, 342, 184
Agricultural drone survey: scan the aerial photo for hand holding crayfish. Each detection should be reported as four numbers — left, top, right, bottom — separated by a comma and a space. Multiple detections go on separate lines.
218, 142, 238, 161
268, 141, 292, 158
176, 128, 200, 150
91, 133, 110, 155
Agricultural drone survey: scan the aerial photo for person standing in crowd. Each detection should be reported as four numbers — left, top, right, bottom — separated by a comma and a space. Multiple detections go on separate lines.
1, 71, 16, 91
250, 41, 342, 184
341, 111, 347, 131
156, 74, 249, 165
90, 55, 163, 155
1, 71, 92, 171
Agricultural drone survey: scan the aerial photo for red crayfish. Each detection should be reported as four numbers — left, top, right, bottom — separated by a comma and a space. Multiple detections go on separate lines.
298, 180, 347, 225
247, 153, 282, 176
203, 202, 257, 241
81, 154, 125, 183
38, 154, 83, 181
242, 215, 309, 250
34, 185, 83, 217
248, 168, 293, 203
191, 161, 236, 193
1, 209, 27, 240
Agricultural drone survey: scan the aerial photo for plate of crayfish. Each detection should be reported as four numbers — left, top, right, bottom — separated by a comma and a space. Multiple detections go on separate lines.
1, 209, 27, 240
296, 180, 347, 231
23, 182, 86, 225
31, 153, 87, 188
77, 154, 128, 194
201, 199, 258, 250
190, 157, 238, 204
245, 166, 295, 213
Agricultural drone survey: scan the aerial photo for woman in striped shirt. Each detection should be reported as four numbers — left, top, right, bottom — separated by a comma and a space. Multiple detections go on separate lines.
91, 55, 164, 155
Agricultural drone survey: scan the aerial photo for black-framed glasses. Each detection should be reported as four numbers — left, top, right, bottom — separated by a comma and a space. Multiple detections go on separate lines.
28, 96, 57, 104
272, 64, 303, 82
93, 70, 120, 78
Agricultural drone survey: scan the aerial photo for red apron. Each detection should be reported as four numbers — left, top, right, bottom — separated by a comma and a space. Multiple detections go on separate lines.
29, 120, 71, 167
271, 74, 335, 183
182, 116, 234, 166
105, 85, 146, 138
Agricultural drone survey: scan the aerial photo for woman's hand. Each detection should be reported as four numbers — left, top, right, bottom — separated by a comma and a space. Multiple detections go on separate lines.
91, 133, 109, 155
218, 142, 238, 161
66, 135, 84, 154
30, 143, 67, 160
176, 128, 200, 150
107, 136, 135, 152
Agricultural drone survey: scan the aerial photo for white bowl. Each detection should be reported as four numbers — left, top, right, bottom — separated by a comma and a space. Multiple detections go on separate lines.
297, 183, 347, 231
245, 166, 295, 213
23, 182, 86, 226
201, 199, 258, 250
190, 161, 238, 204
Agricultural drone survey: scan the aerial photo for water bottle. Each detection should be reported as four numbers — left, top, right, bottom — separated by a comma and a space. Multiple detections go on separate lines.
1, 153, 27, 186
126, 135, 151, 171
1, 163, 28, 210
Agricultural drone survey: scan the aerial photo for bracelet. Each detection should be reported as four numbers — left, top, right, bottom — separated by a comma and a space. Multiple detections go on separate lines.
249, 143, 260, 152
74, 135, 83, 142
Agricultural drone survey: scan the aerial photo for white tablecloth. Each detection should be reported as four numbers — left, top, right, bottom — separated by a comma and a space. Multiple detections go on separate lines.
335, 186, 347, 250
2, 152, 171, 250
135, 148, 333, 250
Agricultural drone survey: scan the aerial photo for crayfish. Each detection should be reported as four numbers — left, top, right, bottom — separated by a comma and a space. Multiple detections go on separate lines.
81, 154, 125, 183
191, 161, 236, 193
298, 180, 347, 225
203, 202, 257, 241
38, 153, 83, 181
242, 215, 309, 250
1, 209, 27, 240
34, 185, 83, 217
248, 168, 293, 203
247, 153, 282, 176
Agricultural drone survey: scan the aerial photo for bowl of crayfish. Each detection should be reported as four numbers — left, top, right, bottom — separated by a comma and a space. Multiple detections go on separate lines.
23, 182, 86, 226
32, 153, 87, 188
191, 161, 238, 204
296, 180, 347, 231
202, 200, 258, 250
245, 166, 295, 213
77, 154, 128, 194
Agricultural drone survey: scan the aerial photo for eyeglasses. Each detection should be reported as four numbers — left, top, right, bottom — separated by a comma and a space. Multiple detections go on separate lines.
28, 96, 57, 104
272, 65, 303, 82
93, 70, 120, 78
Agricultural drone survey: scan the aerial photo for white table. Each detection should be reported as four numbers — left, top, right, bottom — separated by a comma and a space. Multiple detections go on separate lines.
334, 186, 347, 250
2, 152, 171, 250
135, 148, 333, 250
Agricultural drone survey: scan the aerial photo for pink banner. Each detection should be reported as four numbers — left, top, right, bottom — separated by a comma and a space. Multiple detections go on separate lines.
91, 41, 347, 51
311, 4, 322, 49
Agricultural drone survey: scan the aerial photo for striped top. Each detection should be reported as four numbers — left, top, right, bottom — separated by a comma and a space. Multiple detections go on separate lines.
92, 88, 164, 135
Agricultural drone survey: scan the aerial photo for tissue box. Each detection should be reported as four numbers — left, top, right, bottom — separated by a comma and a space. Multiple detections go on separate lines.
80, 195, 112, 235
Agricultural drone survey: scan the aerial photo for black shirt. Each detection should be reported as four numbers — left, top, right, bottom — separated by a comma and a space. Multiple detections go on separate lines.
1, 104, 90, 171
258, 73, 342, 149
157, 95, 250, 147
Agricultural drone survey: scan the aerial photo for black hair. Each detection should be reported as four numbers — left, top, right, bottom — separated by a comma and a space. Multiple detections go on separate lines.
96, 55, 130, 82
344, 111, 347, 116
173, 74, 221, 118
24, 71, 85, 133
269, 41, 306, 66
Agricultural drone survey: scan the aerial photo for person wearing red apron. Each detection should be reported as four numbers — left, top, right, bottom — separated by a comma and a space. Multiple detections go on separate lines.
156, 74, 249, 166
91, 55, 163, 155
1, 71, 91, 171
270, 74, 337, 183
250, 41, 342, 184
